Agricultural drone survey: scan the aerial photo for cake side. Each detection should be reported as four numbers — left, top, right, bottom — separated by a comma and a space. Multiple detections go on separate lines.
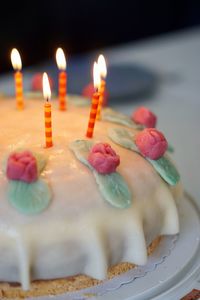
0, 237, 161, 300
0, 97, 182, 291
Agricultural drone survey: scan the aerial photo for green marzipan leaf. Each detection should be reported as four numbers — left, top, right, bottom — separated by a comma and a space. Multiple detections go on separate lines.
167, 144, 174, 153
147, 156, 180, 186
102, 108, 142, 129
33, 152, 47, 174
8, 179, 52, 215
94, 171, 132, 209
69, 140, 93, 169
108, 127, 138, 152
69, 139, 132, 209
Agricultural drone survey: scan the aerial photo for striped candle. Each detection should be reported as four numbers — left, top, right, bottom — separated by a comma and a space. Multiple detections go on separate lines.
86, 92, 100, 138
43, 73, 53, 148
11, 48, 24, 110
56, 48, 67, 111
58, 71, 67, 110
86, 62, 101, 138
44, 101, 53, 148
96, 79, 106, 120
14, 71, 24, 110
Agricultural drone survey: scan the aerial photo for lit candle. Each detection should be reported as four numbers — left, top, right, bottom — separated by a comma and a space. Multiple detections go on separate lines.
11, 48, 24, 110
96, 54, 107, 120
43, 73, 53, 148
86, 62, 101, 138
56, 48, 67, 111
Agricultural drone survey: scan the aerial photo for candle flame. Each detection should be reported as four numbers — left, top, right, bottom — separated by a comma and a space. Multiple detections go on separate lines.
93, 62, 101, 90
56, 48, 67, 70
97, 54, 107, 78
43, 72, 51, 100
11, 48, 22, 71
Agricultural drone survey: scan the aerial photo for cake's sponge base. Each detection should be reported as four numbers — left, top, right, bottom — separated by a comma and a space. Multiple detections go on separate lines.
0, 237, 161, 300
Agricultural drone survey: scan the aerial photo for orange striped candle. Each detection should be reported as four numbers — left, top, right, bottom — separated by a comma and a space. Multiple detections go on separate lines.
96, 79, 106, 120
58, 71, 67, 110
56, 48, 67, 111
11, 48, 24, 110
86, 92, 100, 138
86, 62, 101, 138
44, 101, 53, 147
43, 73, 53, 148
96, 54, 107, 120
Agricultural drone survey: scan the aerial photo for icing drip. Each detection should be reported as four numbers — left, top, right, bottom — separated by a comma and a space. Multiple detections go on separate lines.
83, 224, 108, 279
157, 186, 180, 235
122, 214, 147, 265
16, 234, 31, 290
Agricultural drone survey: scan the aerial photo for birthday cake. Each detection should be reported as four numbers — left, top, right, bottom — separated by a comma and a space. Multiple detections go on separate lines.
0, 95, 182, 299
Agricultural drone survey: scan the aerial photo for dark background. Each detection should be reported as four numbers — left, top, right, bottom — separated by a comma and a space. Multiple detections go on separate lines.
0, 0, 200, 73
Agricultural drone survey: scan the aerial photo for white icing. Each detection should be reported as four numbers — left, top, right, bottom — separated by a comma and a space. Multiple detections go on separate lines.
0, 97, 182, 289
16, 233, 31, 290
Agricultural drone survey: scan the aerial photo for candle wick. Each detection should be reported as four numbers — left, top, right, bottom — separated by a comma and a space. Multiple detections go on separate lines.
46, 97, 49, 102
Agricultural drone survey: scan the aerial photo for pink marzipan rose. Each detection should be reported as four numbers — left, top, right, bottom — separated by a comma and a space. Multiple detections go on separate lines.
88, 143, 120, 174
6, 151, 38, 183
132, 106, 157, 128
135, 128, 168, 160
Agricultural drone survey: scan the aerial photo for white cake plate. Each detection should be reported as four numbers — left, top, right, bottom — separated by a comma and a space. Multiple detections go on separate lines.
29, 192, 200, 300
